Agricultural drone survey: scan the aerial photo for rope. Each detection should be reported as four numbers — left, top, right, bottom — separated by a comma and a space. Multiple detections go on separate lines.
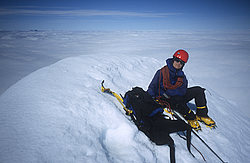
155, 97, 174, 119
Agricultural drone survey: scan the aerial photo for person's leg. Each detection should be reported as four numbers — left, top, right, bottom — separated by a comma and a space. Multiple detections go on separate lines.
184, 86, 216, 127
170, 96, 196, 120
184, 86, 208, 117
170, 95, 201, 130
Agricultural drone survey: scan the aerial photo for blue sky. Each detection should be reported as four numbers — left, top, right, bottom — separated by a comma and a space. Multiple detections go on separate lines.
0, 0, 249, 31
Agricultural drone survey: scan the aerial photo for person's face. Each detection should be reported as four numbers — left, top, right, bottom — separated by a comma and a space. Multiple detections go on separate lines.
173, 58, 185, 70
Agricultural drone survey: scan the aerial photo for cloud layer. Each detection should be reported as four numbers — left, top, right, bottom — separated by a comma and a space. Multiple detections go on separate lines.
0, 7, 181, 18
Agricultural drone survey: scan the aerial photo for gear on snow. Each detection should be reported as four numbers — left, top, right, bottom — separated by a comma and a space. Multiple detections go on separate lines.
101, 81, 193, 163
101, 80, 226, 163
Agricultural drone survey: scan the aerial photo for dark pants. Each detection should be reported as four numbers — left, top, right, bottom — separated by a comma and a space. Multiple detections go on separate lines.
171, 86, 208, 120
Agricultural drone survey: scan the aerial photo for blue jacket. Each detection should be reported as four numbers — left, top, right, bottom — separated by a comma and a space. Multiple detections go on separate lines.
147, 58, 188, 98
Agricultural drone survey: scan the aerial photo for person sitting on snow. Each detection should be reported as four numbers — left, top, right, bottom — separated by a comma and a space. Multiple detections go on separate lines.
147, 49, 215, 130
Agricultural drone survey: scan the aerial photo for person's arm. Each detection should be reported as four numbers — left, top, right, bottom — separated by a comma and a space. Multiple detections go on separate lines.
147, 70, 160, 98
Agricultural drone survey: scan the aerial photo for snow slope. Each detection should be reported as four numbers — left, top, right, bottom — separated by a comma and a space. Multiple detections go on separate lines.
1, 31, 250, 116
0, 54, 249, 163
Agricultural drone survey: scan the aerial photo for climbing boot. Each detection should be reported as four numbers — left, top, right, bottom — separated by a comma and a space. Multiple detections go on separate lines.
196, 116, 216, 129
187, 119, 201, 131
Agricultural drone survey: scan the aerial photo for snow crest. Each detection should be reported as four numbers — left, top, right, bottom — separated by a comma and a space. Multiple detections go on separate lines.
0, 55, 249, 163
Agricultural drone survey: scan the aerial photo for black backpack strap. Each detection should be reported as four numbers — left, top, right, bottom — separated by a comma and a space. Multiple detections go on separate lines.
169, 145, 176, 163
186, 127, 195, 157
177, 129, 195, 158
167, 136, 176, 163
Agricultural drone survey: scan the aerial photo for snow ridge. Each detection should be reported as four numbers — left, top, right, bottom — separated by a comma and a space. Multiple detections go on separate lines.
0, 55, 249, 163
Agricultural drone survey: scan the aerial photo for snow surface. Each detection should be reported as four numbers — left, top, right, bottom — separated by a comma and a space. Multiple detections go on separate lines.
0, 31, 250, 163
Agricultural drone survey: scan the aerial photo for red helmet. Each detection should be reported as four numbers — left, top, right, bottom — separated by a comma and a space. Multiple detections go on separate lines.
173, 49, 189, 63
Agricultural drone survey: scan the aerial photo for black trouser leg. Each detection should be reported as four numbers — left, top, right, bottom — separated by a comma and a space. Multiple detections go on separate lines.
170, 96, 196, 120
184, 86, 208, 117
184, 86, 206, 106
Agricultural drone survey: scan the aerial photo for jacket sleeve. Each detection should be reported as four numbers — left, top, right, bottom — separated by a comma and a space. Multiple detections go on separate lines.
147, 70, 160, 98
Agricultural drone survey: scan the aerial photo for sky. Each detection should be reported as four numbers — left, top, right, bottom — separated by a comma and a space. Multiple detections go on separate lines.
0, 0, 250, 31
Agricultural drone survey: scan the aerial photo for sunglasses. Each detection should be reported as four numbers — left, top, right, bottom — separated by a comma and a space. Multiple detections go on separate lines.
173, 57, 185, 65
